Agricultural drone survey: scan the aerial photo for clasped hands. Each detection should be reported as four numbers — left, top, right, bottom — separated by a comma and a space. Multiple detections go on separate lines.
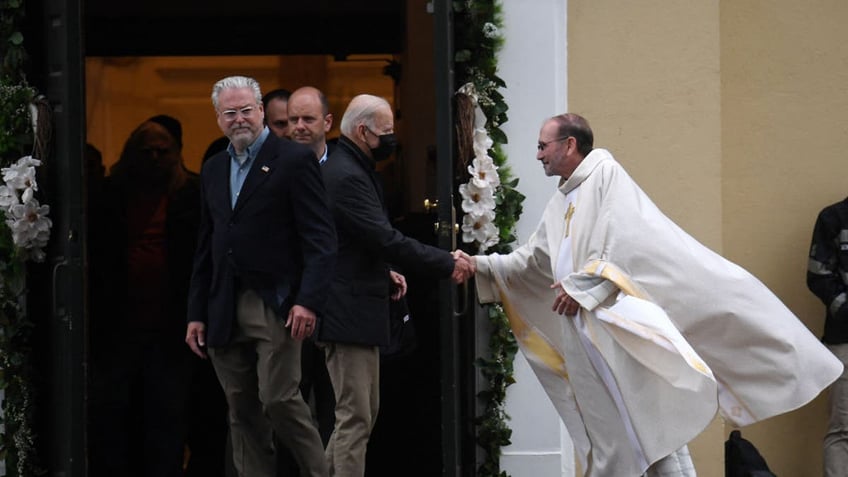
451, 250, 477, 283
450, 249, 579, 316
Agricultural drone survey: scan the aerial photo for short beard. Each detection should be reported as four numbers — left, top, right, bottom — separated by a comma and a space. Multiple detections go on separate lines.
229, 129, 254, 152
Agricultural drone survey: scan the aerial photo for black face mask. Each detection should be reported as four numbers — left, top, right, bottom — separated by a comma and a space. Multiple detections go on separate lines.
370, 133, 397, 162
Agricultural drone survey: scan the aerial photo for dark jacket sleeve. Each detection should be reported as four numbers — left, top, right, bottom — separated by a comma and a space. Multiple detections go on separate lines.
333, 171, 454, 278
807, 205, 848, 319
289, 150, 338, 313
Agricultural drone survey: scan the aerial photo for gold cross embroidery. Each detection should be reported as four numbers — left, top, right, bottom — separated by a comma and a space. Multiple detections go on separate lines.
564, 203, 575, 238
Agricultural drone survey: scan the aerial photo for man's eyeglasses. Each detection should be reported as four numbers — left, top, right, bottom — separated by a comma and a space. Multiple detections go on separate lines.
220, 106, 257, 121
537, 136, 571, 152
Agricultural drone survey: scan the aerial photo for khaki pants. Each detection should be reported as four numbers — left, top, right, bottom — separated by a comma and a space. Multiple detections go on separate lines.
825, 343, 848, 477
322, 342, 380, 477
209, 288, 327, 477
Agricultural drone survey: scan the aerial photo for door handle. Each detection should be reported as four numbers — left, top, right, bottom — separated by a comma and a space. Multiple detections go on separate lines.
52, 256, 71, 330
426, 197, 468, 315
424, 198, 439, 212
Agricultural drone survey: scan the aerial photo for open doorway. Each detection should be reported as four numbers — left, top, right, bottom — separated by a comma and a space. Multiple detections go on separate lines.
84, 55, 397, 175
81, 2, 454, 477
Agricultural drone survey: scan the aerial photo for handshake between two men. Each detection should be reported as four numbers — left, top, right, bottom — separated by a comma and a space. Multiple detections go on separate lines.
450, 250, 477, 284
449, 249, 580, 317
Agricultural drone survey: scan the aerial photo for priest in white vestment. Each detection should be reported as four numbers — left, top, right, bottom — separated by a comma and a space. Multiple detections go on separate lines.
458, 113, 843, 477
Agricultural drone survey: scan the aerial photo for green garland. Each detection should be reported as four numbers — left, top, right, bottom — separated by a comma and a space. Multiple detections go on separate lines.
0, 0, 45, 475
454, 1, 524, 476
0, 84, 42, 477
0, 0, 28, 82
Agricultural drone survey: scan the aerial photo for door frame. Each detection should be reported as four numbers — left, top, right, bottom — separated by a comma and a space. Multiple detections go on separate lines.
35, 1, 474, 475
40, 0, 87, 475
434, 2, 478, 476
433, 1, 463, 475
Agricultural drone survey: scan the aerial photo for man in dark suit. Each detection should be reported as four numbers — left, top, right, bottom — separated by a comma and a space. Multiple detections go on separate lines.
186, 75, 336, 477
287, 85, 337, 448
318, 94, 473, 476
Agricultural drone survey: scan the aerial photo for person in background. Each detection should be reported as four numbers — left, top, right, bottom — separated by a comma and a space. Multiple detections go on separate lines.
807, 198, 848, 477
318, 93, 473, 476
286, 85, 337, 448
263, 88, 292, 139
201, 136, 231, 165
186, 75, 336, 477
288, 86, 334, 165
89, 115, 199, 477
84, 141, 105, 253
85, 142, 105, 191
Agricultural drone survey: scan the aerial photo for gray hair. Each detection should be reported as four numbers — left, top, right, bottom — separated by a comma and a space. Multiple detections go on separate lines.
340, 94, 390, 136
211, 76, 262, 110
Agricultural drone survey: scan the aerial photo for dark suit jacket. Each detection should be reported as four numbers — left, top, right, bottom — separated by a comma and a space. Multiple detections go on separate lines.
187, 132, 337, 347
319, 135, 454, 346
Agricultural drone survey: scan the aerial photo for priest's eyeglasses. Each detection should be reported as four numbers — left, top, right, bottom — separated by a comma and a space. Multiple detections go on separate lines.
537, 136, 571, 152
220, 106, 257, 122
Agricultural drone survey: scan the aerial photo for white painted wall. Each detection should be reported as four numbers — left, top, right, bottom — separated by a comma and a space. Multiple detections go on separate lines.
497, 1, 573, 476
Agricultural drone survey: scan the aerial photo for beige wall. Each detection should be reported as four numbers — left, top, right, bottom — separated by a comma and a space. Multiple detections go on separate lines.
721, 2, 848, 475
569, 0, 848, 475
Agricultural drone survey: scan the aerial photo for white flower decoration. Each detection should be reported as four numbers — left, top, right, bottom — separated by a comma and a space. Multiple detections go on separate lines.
2, 156, 40, 202
472, 127, 493, 156
462, 211, 499, 252
482, 22, 500, 39
0, 185, 19, 208
7, 199, 51, 249
457, 82, 478, 102
456, 82, 501, 251
468, 156, 500, 189
459, 182, 496, 217
0, 156, 52, 262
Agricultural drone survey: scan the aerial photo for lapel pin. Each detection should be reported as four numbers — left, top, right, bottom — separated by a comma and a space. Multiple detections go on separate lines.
261, 165, 270, 173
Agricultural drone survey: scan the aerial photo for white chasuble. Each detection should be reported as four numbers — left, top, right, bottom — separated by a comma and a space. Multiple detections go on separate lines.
475, 148, 842, 477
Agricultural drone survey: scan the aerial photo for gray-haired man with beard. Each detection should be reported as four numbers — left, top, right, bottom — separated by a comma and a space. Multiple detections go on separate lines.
186, 75, 336, 477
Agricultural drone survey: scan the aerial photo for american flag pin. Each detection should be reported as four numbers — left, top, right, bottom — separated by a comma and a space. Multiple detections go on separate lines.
261, 166, 270, 172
